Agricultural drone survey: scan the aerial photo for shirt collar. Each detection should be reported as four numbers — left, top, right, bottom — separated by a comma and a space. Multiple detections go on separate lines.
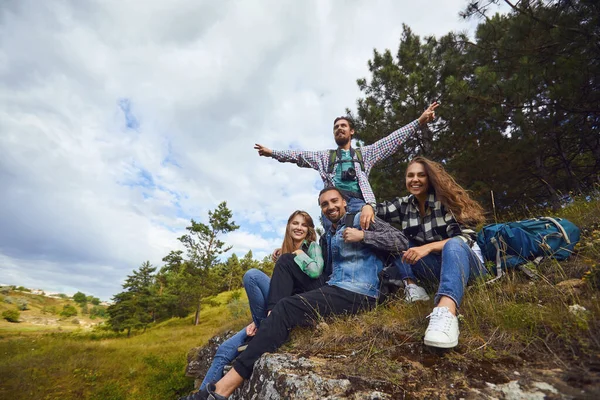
408, 193, 437, 209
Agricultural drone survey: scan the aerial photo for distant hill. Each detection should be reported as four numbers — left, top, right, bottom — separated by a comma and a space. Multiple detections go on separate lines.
0, 287, 107, 333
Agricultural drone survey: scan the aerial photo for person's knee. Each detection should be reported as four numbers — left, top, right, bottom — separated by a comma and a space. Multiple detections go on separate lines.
273, 253, 295, 272
443, 237, 470, 254
270, 296, 298, 323
243, 268, 262, 287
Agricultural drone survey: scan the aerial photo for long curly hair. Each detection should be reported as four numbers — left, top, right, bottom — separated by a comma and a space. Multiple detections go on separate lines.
408, 157, 485, 226
281, 211, 317, 254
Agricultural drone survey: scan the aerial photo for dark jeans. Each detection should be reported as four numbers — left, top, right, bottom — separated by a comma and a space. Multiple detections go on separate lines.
267, 253, 327, 311
233, 284, 376, 379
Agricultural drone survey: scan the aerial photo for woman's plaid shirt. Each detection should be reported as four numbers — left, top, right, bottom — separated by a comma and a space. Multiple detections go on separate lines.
376, 193, 477, 246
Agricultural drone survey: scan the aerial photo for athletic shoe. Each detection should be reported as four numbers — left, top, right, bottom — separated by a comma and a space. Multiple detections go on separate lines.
404, 282, 430, 303
423, 306, 459, 348
178, 383, 228, 400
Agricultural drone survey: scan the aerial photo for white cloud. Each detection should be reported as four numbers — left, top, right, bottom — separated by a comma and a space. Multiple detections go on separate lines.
0, 0, 501, 300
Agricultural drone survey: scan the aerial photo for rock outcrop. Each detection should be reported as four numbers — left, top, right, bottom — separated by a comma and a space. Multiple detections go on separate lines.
184, 332, 599, 399
184, 330, 236, 388
230, 354, 391, 400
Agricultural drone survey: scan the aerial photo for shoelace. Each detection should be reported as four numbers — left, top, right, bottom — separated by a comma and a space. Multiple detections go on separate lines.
426, 309, 452, 333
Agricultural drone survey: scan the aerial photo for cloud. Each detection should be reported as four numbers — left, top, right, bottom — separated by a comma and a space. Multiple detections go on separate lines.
0, 0, 500, 300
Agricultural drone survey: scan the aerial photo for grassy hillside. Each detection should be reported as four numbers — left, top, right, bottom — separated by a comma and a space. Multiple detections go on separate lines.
0, 290, 250, 400
0, 290, 104, 334
1, 197, 598, 399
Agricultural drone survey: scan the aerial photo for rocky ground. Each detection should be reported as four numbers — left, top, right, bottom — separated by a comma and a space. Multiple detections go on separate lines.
184, 328, 599, 399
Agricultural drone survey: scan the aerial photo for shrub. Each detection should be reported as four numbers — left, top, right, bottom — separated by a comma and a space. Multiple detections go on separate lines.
16, 299, 29, 311
0, 286, 10, 295
2, 309, 20, 322
60, 304, 78, 317
202, 298, 220, 308
73, 291, 87, 305
3, 296, 14, 304
228, 290, 242, 303
15, 286, 31, 292
90, 306, 108, 318
227, 298, 249, 319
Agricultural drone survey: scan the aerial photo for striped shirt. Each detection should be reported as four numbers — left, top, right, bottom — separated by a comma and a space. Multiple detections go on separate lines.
376, 193, 478, 246
271, 120, 420, 204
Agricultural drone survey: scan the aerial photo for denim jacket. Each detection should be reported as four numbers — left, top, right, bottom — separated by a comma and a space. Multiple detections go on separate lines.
325, 211, 409, 298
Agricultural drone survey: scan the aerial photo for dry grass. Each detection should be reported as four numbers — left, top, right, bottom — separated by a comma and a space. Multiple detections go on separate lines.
282, 197, 600, 397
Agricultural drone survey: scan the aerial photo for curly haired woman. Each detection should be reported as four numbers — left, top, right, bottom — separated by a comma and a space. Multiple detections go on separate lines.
365, 156, 487, 348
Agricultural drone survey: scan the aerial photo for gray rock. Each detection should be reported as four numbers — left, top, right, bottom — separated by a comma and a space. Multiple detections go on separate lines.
230, 353, 392, 400
184, 330, 235, 389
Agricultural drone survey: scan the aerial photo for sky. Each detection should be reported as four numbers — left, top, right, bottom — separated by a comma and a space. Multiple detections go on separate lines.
0, 0, 502, 301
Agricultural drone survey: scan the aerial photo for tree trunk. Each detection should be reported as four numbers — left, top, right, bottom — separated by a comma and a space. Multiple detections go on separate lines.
194, 298, 201, 326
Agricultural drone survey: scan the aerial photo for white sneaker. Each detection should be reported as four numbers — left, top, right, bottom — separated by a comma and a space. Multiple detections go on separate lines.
404, 282, 430, 303
424, 307, 459, 348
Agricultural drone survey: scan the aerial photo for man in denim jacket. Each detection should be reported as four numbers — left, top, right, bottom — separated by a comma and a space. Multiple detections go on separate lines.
181, 187, 409, 400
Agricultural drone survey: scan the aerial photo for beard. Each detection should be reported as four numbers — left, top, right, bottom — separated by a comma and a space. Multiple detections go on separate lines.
334, 135, 350, 146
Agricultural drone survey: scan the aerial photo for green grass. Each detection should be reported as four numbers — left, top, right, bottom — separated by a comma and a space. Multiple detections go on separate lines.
0, 290, 250, 400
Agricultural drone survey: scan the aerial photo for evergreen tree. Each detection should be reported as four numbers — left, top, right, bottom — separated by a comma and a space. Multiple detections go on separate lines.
178, 202, 239, 325
107, 261, 157, 335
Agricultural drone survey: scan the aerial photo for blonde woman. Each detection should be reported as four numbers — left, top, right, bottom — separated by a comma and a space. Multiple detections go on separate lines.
190, 211, 324, 396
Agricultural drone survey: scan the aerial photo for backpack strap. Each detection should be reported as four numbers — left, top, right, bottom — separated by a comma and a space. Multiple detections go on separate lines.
327, 149, 337, 173
541, 217, 571, 244
354, 148, 365, 172
326, 148, 366, 173
345, 212, 356, 228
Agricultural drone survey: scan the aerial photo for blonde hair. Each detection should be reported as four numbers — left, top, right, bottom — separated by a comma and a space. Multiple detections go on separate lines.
408, 157, 485, 225
281, 211, 317, 254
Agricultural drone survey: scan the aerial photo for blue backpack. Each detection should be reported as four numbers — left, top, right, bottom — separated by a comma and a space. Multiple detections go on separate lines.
476, 217, 580, 281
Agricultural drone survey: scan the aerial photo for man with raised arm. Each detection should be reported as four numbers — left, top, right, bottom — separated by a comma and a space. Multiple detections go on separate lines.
179, 187, 409, 400
254, 102, 438, 229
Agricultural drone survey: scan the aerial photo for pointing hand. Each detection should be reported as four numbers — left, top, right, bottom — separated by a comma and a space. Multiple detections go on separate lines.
254, 144, 273, 157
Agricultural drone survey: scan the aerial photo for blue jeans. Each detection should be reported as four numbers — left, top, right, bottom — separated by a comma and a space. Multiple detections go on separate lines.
200, 269, 270, 389
321, 196, 365, 232
393, 238, 487, 307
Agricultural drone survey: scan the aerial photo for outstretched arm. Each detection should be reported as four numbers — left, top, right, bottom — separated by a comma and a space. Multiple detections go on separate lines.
362, 102, 439, 165
254, 143, 327, 170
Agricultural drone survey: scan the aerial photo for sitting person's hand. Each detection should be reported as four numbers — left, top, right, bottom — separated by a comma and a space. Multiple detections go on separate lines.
360, 204, 375, 230
343, 227, 365, 243
246, 322, 257, 336
402, 246, 431, 264
271, 248, 282, 262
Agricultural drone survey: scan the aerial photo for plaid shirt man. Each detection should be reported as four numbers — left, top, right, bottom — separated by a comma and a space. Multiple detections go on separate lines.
270, 120, 420, 205
376, 193, 477, 246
